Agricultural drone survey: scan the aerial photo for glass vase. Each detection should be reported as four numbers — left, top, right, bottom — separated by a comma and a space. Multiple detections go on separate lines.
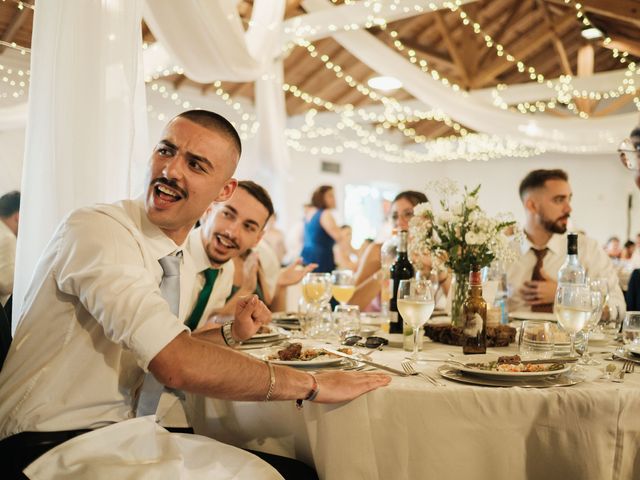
450, 272, 469, 327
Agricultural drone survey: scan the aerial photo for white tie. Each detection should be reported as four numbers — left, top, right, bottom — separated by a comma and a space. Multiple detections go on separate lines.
136, 254, 181, 417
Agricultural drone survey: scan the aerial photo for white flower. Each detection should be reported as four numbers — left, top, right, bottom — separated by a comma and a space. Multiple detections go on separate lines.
437, 211, 454, 224
413, 202, 431, 217
451, 202, 463, 216
465, 196, 478, 209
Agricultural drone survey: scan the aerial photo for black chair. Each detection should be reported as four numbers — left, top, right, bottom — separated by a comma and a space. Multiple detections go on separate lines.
0, 297, 12, 370
625, 269, 640, 311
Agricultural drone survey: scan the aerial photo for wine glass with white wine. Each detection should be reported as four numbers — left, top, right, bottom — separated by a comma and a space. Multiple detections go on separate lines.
331, 269, 355, 306
397, 277, 435, 362
554, 283, 592, 359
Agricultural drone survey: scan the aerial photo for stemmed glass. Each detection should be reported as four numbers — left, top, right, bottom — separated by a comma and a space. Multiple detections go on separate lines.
554, 283, 592, 359
301, 273, 332, 337
579, 278, 608, 365
331, 269, 355, 306
397, 278, 435, 362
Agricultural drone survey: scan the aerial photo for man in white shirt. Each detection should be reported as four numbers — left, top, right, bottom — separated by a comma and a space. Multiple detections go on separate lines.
507, 169, 625, 316
0, 111, 389, 479
0, 190, 19, 306
186, 180, 316, 331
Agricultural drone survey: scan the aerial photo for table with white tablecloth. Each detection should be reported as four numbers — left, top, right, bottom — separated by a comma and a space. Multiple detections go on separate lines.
185, 341, 640, 480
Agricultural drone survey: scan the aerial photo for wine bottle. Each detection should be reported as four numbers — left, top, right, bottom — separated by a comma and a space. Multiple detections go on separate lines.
462, 265, 487, 354
380, 229, 399, 318
389, 230, 414, 334
557, 233, 586, 285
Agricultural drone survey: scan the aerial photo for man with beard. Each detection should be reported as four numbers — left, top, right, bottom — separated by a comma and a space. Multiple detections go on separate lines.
506, 169, 625, 315
0, 110, 390, 479
185, 180, 316, 331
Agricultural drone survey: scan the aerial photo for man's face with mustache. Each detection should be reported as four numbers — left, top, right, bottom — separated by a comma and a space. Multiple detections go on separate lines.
531, 179, 573, 234
145, 117, 239, 245
200, 187, 270, 266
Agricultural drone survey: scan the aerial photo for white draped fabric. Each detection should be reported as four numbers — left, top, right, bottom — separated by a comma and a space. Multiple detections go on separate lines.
143, 0, 290, 218
12, 0, 149, 329
24, 416, 283, 480
303, 0, 636, 153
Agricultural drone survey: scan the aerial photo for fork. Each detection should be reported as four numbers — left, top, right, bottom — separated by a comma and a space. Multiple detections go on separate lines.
401, 360, 446, 387
623, 361, 636, 374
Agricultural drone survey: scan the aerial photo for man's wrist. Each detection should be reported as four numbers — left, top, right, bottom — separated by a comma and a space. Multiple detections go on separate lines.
221, 321, 238, 346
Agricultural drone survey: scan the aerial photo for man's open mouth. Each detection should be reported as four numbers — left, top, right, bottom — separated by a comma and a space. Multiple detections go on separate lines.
153, 182, 184, 203
215, 234, 238, 250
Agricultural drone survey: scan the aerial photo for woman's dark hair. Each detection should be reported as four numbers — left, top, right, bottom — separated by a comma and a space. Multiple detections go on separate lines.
392, 190, 428, 206
310, 185, 333, 209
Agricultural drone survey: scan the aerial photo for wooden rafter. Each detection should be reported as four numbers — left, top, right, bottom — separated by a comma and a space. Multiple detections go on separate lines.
592, 93, 636, 117
602, 35, 640, 58
0, 3, 30, 54
474, 13, 575, 87
536, 0, 573, 76
575, 43, 597, 115
433, 11, 470, 87
396, 38, 456, 71
475, 0, 529, 70
545, 0, 640, 27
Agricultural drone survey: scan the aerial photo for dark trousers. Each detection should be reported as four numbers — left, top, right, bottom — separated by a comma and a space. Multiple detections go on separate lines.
0, 429, 318, 480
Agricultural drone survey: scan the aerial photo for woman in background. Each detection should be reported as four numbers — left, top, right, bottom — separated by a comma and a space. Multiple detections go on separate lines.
301, 185, 341, 273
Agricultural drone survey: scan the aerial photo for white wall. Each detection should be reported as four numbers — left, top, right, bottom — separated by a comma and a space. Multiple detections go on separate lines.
277, 149, 639, 247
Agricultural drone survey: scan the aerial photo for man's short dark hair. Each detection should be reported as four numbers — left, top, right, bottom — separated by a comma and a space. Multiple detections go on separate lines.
0, 190, 20, 217
631, 126, 640, 140
176, 110, 242, 156
237, 180, 274, 226
518, 169, 569, 200
393, 190, 428, 206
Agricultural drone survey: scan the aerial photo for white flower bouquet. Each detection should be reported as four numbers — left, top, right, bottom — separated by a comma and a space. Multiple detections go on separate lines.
408, 180, 520, 325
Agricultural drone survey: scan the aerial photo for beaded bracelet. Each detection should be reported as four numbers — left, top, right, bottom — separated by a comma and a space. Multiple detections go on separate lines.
295, 373, 319, 410
264, 361, 276, 402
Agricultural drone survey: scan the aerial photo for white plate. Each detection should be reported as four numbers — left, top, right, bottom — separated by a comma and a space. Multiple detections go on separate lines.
437, 366, 581, 388
249, 326, 285, 340
625, 344, 640, 356
448, 354, 571, 379
509, 310, 557, 322
251, 346, 344, 368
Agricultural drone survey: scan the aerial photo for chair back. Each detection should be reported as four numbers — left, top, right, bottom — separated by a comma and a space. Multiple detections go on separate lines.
625, 269, 640, 311
0, 297, 12, 370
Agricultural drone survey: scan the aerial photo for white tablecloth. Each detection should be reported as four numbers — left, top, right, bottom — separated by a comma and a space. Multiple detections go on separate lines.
186, 341, 640, 480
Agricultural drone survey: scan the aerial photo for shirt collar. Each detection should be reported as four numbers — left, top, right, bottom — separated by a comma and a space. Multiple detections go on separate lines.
187, 227, 231, 274
520, 231, 565, 256
133, 196, 184, 261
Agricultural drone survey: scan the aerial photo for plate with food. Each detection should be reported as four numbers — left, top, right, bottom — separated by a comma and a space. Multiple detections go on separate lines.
446, 354, 571, 379
437, 365, 581, 388
254, 343, 353, 368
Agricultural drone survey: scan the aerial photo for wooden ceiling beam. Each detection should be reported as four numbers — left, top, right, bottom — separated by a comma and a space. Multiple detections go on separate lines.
601, 35, 640, 58
474, 13, 575, 87
476, 0, 529, 69
591, 93, 636, 117
395, 38, 456, 71
535, 0, 573, 76
433, 11, 470, 87
545, 0, 640, 27
575, 43, 597, 115
0, 4, 30, 54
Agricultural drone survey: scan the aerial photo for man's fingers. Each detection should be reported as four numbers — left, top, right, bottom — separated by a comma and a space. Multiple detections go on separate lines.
303, 263, 318, 274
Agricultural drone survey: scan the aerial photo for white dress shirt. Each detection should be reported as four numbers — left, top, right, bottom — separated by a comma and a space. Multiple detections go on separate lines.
0, 198, 192, 437
506, 232, 626, 316
187, 228, 234, 329
0, 219, 16, 305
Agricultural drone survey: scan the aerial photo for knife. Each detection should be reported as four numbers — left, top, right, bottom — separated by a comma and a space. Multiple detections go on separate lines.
322, 348, 408, 376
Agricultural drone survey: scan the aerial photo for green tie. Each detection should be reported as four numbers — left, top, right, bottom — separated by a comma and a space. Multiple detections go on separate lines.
185, 268, 219, 331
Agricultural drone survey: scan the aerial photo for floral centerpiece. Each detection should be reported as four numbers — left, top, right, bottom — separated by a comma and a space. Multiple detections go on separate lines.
408, 179, 520, 327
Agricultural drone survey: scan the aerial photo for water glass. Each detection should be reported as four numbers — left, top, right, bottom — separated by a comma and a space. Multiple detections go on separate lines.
554, 283, 592, 358
622, 311, 640, 345
518, 321, 555, 359
397, 278, 435, 361
334, 304, 361, 341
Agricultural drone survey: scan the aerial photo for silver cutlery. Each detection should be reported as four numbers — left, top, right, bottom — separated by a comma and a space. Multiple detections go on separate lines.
323, 348, 409, 376
401, 360, 446, 387
623, 360, 635, 374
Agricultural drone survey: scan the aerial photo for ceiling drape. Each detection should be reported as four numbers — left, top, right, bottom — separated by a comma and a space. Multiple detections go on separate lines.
13, 0, 148, 329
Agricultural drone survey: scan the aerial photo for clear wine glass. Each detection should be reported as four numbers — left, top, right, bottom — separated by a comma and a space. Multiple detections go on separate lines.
331, 269, 355, 306
554, 283, 592, 359
301, 273, 332, 338
397, 278, 435, 362
579, 278, 608, 365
